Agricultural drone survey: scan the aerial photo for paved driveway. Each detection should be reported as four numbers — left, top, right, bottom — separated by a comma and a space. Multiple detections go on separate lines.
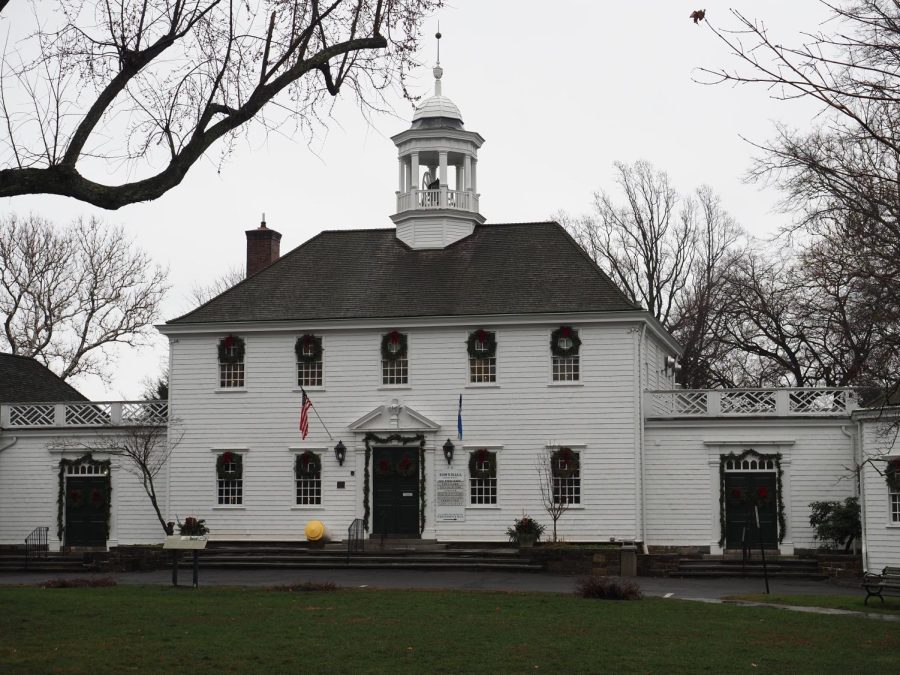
0, 568, 861, 599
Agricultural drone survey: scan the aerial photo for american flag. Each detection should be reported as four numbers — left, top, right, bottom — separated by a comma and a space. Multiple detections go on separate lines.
299, 388, 312, 440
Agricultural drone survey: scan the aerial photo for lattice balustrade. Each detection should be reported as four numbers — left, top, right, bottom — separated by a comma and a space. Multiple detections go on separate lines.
651, 391, 708, 416
720, 390, 776, 414
122, 401, 169, 425
65, 403, 111, 426
9, 404, 55, 427
789, 389, 848, 414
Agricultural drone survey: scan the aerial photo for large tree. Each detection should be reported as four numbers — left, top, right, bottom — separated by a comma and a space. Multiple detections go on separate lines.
0, 0, 440, 209
0, 213, 168, 382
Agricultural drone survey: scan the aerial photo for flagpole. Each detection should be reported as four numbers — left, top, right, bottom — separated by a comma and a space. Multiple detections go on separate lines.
302, 387, 334, 441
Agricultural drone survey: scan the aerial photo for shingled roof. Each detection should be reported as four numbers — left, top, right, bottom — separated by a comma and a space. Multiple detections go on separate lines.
0, 354, 87, 403
169, 222, 641, 325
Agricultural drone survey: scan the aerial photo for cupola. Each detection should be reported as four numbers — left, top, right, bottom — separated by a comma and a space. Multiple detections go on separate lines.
391, 33, 485, 249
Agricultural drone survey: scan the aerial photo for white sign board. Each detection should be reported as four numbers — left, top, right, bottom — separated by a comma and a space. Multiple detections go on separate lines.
163, 535, 209, 550
436, 469, 466, 522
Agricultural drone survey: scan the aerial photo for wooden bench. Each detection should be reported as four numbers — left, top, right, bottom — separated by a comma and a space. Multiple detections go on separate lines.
862, 566, 900, 605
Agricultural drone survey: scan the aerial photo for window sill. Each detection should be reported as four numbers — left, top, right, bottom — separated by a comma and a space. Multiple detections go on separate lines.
466, 505, 501, 510
377, 385, 412, 390
465, 383, 500, 389
292, 387, 325, 393
212, 506, 246, 510
547, 382, 583, 388
887, 523, 900, 528
291, 505, 325, 511
214, 388, 248, 394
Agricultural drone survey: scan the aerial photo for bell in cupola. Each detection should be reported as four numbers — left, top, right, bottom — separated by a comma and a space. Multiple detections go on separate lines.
390, 31, 485, 250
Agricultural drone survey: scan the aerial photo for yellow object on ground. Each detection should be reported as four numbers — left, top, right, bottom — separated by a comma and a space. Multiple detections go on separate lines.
305, 520, 325, 541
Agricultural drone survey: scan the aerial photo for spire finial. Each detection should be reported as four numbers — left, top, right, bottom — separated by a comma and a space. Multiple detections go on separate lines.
433, 25, 443, 96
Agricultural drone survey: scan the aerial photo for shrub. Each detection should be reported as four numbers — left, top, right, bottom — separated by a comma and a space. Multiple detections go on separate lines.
808, 497, 861, 551
177, 516, 209, 536
41, 577, 117, 589
576, 575, 642, 601
506, 515, 546, 544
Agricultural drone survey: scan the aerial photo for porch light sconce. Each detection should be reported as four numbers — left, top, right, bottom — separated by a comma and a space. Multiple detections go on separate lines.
443, 438, 455, 465
334, 440, 346, 466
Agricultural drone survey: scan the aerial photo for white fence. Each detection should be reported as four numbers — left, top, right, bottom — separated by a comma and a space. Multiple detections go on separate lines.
1, 401, 168, 428
645, 388, 857, 418
395, 188, 479, 212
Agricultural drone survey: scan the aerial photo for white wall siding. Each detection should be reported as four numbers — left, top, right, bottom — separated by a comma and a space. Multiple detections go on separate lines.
644, 419, 855, 551
168, 321, 642, 542
859, 416, 900, 571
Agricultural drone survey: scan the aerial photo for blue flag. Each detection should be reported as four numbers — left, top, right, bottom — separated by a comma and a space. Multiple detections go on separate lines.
457, 394, 463, 440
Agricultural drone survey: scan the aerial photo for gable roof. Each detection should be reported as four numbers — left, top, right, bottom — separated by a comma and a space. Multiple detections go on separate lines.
0, 354, 88, 403
169, 222, 641, 325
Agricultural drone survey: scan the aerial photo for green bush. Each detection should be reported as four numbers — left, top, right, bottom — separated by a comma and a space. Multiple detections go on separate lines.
576, 575, 642, 601
808, 497, 861, 551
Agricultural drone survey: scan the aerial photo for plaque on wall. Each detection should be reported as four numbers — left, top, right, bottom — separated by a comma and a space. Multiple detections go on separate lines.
436, 469, 466, 522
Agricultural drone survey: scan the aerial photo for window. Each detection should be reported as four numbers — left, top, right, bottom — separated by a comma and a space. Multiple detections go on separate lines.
887, 458, 900, 523
892, 491, 900, 524
551, 448, 580, 505
296, 335, 323, 388
295, 451, 322, 506
468, 449, 497, 505
218, 335, 245, 388
467, 330, 496, 383
216, 451, 243, 505
381, 331, 408, 385
550, 326, 580, 382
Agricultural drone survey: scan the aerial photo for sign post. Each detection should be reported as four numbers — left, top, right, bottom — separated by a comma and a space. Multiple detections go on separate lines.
163, 536, 208, 588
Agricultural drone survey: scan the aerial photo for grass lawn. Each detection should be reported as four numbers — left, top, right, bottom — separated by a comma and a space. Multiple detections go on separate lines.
728, 593, 900, 615
1, 585, 899, 673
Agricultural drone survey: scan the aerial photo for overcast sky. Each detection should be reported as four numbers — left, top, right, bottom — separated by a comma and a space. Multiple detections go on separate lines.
2, 1, 833, 400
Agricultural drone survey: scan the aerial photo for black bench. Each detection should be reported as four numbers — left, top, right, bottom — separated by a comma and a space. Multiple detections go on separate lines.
862, 566, 900, 605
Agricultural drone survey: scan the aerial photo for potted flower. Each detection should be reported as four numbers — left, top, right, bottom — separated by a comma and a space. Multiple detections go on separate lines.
178, 516, 209, 537
506, 515, 545, 548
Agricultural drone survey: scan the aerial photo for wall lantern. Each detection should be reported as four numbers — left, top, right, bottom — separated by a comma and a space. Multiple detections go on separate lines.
442, 438, 455, 465
334, 440, 347, 466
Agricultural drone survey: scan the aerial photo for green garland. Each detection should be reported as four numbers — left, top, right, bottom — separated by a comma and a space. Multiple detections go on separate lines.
718, 450, 785, 547
468, 449, 497, 479
295, 334, 323, 363
550, 326, 581, 358
295, 451, 321, 479
466, 329, 497, 359
216, 452, 243, 479
380, 331, 407, 361
217, 335, 245, 364
363, 432, 426, 533
551, 447, 580, 479
57, 454, 112, 542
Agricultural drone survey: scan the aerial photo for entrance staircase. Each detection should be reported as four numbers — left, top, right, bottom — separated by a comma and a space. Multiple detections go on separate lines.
674, 553, 825, 580
173, 540, 544, 572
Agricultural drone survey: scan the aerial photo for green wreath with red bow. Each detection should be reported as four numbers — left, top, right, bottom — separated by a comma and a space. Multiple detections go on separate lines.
466, 329, 497, 359
218, 335, 245, 364
550, 326, 581, 358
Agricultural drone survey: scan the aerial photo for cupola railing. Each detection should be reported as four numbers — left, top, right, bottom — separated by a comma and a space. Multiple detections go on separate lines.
396, 187, 479, 213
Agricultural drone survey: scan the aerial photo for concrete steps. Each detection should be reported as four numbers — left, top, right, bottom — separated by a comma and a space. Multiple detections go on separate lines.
0, 550, 108, 573
675, 557, 825, 580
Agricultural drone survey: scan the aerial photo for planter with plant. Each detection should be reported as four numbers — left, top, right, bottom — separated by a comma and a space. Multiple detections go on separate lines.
506, 515, 545, 548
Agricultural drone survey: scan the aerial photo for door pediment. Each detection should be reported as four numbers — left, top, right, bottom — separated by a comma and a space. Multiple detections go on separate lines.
348, 401, 440, 434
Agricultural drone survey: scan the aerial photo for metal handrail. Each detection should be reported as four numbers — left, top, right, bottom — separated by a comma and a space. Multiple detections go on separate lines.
347, 518, 365, 562
24, 526, 49, 568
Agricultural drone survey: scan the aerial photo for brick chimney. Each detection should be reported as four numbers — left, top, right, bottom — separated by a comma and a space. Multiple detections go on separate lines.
245, 215, 281, 278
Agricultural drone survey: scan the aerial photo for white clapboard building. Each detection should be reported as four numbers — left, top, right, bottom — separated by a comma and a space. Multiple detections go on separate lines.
1, 61, 897, 571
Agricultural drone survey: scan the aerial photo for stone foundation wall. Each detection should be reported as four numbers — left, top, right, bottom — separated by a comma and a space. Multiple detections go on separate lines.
528, 547, 622, 576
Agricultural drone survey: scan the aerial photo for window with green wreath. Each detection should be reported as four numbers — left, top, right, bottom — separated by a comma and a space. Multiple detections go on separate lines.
468, 449, 497, 505
295, 334, 323, 388
381, 331, 408, 385
467, 329, 496, 383
551, 447, 580, 505
216, 451, 243, 505
218, 335, 245, 388
887, 458, 900, 523
550, 326, 580, 382
295, 451, 322, 506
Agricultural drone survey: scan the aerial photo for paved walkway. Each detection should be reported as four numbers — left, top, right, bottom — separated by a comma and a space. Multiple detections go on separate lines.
0, 567, 862, 600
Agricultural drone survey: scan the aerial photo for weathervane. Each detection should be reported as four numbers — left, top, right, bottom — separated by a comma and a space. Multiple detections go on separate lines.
436, 23, 441, 65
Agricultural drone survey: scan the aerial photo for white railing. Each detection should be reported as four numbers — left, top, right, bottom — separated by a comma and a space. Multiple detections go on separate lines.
1, 400, 168, 428
395, 188, 479, 213
644, 388, 858, 418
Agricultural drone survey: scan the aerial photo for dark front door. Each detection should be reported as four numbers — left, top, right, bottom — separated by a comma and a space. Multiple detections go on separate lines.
372, 447, 420, 536
724, 473, 778, 549
65, 477, 108, 547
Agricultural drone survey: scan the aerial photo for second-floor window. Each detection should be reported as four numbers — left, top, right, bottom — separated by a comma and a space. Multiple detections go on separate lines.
381, 331, 408, 385
296, 334, 323, 388
550, 326, 580, 382
218, 335, 245, 388
467, 329, 497, 384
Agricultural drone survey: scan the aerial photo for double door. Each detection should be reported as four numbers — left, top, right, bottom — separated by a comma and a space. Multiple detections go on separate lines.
372, 447, 420, 536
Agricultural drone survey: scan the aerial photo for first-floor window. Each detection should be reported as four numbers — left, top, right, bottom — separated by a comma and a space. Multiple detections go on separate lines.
551, 448, 580, 505
469, 449, 498, 505
891, 490, 900, 523
216, 451, 243, 505
296, 452, 322, 506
